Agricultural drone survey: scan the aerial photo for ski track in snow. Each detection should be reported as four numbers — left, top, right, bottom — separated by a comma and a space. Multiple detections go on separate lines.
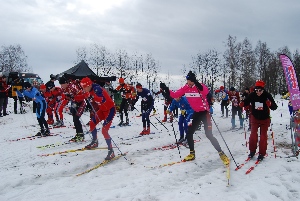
0, 97, 300, 201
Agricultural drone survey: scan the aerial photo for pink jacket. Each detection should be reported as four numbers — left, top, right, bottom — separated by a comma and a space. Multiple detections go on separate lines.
169, 84, 210, 112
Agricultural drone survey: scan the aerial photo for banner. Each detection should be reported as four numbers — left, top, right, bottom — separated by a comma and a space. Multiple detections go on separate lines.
280, 54, 300, 110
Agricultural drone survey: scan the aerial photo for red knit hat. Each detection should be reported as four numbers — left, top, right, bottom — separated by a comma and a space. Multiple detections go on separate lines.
136, 83, 142, 89
80, 77, 93, 88
255, 80, 265, 88
40, 84, 46, 90
220, 86, 224, 90
119, 77, 125, 84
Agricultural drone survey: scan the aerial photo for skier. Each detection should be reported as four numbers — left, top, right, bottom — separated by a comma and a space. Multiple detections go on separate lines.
167, 96, 194, 143
228, 87, 243, 129
59, 76, 86, 142
241, 87, 251, 131
11, 77, 25, 114
154, 86, 174, 123
215, 86, 229, 118
110, 78, 135, 126
282, 92, 293, 116
80, 77, 116, 160
0, 75, 9, 117
46, 82, 66, 127
132, 83, 154, 135
239, 80, 278, 161
16, 82, 50, 136
159, 71, 229, 165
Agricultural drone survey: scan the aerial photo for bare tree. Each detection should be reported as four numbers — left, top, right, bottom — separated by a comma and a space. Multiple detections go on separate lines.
89, 43, 112, 76
74, 47, 88, 65
223, 35, 242, 88
240, 38, 256, 89
0, 44, 29, 73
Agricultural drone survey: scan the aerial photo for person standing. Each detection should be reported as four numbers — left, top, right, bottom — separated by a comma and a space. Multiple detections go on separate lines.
0, 75, 9, 117
17, 82, 50, 136
80, 77, 116, 160
215, 86, 229, 118
228, 87, 244, 129
159, 71, 229, 165
110, 78, 135, 126
154, 87, 174, 123
59, 76, 86, 142
167, 96, 194, 143
11, 77, 24, 114
132, 83, 154, 135
240, 80, 277, 161
241, 87, 251, 131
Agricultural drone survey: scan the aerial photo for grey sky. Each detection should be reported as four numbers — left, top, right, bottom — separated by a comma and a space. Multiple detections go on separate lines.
1, 0, 299, 82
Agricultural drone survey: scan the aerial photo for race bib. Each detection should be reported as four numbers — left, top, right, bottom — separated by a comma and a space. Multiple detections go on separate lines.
255, 102, 263, 110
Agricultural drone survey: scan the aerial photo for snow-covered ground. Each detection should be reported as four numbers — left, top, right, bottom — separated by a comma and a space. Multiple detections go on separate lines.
0, 95, 299, 201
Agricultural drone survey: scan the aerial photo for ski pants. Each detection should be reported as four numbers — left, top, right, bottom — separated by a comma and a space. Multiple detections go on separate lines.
70, 101, 86, 134
36, 100, 49, 131
249, 116, 271, 156
186, 111, 222, 152
0, 97, 8, 114
220, 100, 228, 117
55, 99, 68, 121
90, 107, 116, 141
178, 114, 188, 138
119, 98, 130, 121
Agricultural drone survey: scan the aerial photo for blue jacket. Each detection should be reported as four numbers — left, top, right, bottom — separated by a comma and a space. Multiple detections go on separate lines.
169, 96, 194, 121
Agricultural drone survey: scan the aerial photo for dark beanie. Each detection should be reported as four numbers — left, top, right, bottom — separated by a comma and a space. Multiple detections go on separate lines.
230, 87, 235, 91
59, 77, 68, 84
186, 71, 197, 82
23, 82, 32, 89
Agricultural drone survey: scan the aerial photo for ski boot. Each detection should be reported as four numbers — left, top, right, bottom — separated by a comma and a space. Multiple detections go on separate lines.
248, 152, 255, 159
43, 129, 51, 137
184, 150, 195, 161
176, 137, 185, 144
35, 129, 44, 136
56, 120, 64, 127
219, 151, 229, 165
257, 154, 264, 161
105, 149, 115, 160
85, 139, 98, 149
69, 133, 84, 142
140, 127, 146, 135
118, 121, 124, 126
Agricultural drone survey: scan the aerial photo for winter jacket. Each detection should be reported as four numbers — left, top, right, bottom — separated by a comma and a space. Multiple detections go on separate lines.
241, 90, 277, 120
169, 83, 210, 112
169, 96, 194, 122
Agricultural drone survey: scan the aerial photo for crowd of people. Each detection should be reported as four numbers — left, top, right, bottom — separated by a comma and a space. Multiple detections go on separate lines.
0, 71, 278, 163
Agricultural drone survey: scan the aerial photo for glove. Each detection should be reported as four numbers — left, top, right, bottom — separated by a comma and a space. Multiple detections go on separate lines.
160, 83, 167, 90
209, 106, 213, 114
166, 110, 170, 114
266, 100, 271, 107
181, 110, 186, 115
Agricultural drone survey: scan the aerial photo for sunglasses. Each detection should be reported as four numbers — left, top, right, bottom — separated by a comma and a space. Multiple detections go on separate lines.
255, 89, 263, 92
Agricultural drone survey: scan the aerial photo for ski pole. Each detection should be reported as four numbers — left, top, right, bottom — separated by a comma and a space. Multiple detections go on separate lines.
170, 121, 182, 159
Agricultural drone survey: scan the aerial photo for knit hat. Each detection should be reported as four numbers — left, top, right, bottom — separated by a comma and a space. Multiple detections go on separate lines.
245, 87, 250, 91
50, 74, 56, 80
46, 82, 55, 90
255, 80, 265, 89
136, 83, 142, 89
220, 86, 224, 90
119, 77, 125, 84
230, 87, 235, 91
40, 84, 46, 90
186, 71, 197, 82
59, 77, 68, 84
23, 82, 32, 89
80, 77, 93, 88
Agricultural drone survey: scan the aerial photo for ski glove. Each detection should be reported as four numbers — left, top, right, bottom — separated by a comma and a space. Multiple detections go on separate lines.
266, 100, 271, 107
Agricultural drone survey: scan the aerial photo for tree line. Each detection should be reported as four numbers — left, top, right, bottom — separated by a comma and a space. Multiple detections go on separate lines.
1, 35, 299, 94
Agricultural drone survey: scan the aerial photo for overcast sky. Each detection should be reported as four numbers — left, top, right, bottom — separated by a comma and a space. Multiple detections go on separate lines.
1, 0, 299, 82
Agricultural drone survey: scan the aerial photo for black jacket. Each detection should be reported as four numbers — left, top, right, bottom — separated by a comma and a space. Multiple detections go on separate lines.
243, 90, 277, 120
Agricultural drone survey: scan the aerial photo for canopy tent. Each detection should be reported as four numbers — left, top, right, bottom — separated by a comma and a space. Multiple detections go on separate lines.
58, 60, 116, 85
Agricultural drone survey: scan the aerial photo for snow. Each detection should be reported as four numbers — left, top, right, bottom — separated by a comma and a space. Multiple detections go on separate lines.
1, 96, 300, 201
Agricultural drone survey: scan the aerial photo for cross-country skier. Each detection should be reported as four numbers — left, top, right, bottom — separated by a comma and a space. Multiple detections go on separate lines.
17, 82, 50, 136
159, 71, 229, 165
154, 87, 174, 123
59, 76, 86, 142
80, 77, 116, 160
215, 86, 229, 118
0, 75, 9, 117
239, 80, 277, 161
228, 87, 243, 129
132, 83, 154, 135
110, 77, 135, 126
167, 96, 194, 143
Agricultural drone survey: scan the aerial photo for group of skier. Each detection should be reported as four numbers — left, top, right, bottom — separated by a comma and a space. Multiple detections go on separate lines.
1, 70, 280, 163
